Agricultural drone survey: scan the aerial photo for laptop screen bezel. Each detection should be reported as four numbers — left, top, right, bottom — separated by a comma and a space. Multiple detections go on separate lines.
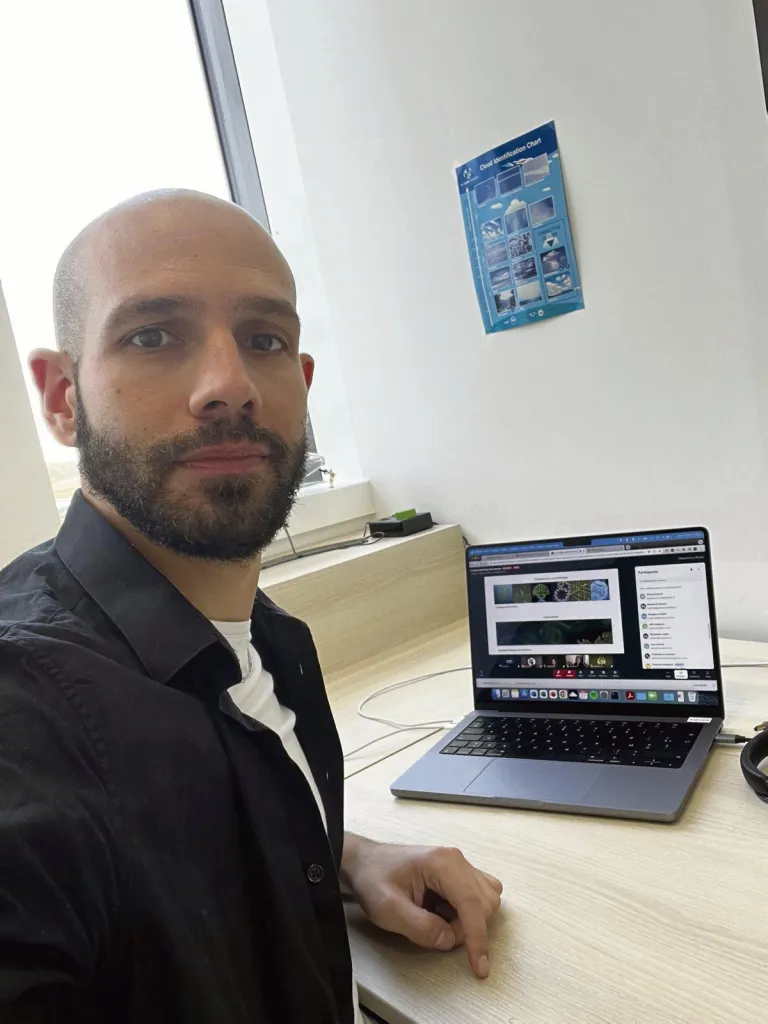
467, 526, 725, 719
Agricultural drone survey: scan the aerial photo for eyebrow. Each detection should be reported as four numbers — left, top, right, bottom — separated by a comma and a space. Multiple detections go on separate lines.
233, 295, 301, 330
103, 294, 204, 335
103, 293, 300, 335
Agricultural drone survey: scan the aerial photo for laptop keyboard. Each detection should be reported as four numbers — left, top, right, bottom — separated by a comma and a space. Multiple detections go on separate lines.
440, 716, 703, 768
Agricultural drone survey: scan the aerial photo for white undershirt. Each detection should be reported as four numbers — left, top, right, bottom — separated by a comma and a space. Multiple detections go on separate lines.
212, 619, 363, 1024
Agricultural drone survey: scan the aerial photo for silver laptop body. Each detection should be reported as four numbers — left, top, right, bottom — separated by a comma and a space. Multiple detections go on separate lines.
392, 527, 724, 822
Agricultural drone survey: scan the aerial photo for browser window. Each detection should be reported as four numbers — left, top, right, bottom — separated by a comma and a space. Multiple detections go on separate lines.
466, 530, 721, 710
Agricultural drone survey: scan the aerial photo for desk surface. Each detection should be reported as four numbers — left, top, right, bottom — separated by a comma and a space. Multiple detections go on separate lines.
327, 625, 768, 1024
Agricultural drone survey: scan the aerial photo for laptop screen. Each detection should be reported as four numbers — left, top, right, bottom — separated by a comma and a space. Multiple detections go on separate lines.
466, 528, 723, 713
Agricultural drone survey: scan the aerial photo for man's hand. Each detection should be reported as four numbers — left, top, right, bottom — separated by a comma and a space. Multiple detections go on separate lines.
341, 835, 502, 978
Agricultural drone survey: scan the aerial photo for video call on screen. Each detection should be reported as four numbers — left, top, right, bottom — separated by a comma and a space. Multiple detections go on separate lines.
466, 531, 719, 708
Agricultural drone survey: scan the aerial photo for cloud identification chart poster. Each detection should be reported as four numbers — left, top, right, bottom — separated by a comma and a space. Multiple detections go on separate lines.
456, 121, 584, 333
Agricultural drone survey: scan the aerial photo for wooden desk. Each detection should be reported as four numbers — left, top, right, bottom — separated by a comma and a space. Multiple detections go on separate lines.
327, 628, 768, 1024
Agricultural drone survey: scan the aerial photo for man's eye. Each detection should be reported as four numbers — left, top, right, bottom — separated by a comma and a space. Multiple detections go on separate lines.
245, 333, 284, 353
125, 328, 174, 349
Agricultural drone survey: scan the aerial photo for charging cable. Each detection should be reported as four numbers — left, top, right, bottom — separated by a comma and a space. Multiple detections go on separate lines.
355, 666, 471, 730
716, 721, 768, 745
343, 666, 471, 779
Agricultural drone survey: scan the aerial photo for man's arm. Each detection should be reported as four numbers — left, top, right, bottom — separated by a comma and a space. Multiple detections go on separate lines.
0, 653, 119, 1016
340, 832, 502, 978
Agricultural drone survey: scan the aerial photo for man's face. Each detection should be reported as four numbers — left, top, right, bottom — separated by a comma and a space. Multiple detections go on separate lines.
71, 201, 312, 561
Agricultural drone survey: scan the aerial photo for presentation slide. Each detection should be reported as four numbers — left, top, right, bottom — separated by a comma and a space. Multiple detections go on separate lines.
485, 568, 623, 655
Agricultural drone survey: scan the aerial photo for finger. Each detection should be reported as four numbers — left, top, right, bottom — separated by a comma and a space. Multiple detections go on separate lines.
481, 871, 504, 896
478, 877, 502, 915
449, 893, 490, 978
448, 917, 465, 948
381, 893, 457, 951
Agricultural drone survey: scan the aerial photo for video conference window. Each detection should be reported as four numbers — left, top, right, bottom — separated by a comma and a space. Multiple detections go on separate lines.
468, 530, 719, 705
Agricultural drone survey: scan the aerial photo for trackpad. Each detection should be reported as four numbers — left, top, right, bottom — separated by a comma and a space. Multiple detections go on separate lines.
464, 759, 601, 803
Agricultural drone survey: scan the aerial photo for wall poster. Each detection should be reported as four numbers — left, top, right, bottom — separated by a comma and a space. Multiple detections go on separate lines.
456, 121, 584, 333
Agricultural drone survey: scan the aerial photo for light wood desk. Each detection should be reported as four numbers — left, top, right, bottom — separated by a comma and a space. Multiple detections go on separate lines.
327, 625, 768, 1024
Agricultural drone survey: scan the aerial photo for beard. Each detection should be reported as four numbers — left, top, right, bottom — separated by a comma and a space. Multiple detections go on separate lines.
75, 396, 308, 563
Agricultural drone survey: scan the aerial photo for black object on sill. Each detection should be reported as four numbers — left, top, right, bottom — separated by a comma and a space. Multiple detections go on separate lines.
368, 512, 434, 537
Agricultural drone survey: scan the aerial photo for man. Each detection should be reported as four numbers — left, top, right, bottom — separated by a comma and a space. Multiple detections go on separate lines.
0, 190, 502, 1022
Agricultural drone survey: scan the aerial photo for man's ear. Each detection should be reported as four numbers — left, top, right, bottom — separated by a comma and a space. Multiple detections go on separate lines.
300, 353, 315, 391
28, 349, 78, 448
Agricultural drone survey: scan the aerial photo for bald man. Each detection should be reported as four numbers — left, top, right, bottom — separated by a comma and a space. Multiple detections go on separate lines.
0, 191, 501, 1023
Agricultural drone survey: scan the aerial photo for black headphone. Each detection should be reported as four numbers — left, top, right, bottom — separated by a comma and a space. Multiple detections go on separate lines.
741, 727, 768, 802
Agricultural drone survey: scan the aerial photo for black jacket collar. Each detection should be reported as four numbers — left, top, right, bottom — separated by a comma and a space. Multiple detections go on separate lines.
54, 491, 286, 688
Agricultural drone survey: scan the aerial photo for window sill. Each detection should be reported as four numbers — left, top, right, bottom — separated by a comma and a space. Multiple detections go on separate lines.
55, 479, 376, 548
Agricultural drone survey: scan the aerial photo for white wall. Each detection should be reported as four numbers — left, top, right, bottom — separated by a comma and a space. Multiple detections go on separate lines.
0, 283, 59, 565
249, 0, 768, 640
223, 0, 363, 483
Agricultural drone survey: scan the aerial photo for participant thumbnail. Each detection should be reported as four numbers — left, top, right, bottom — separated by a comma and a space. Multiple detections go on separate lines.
519, 655, 544, 669
583, 654, 614, 669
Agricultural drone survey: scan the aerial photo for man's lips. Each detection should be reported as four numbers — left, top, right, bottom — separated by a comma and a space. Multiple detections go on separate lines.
176, 444, 271, 475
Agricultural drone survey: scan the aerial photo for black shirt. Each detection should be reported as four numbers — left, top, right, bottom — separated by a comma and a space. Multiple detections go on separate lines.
0, 492, 354, 1023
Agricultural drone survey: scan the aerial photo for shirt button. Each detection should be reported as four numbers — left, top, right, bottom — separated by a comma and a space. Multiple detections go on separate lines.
307, 863, 324, 884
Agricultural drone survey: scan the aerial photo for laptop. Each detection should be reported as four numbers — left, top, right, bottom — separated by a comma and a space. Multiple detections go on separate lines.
391, 527, 724, 822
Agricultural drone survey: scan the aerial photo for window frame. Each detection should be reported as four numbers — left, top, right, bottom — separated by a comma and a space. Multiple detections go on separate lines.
187, 0, 320, 468
753, 0, 768, 109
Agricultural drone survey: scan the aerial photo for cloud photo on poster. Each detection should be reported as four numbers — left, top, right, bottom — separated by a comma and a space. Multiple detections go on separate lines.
529, 196, 556, 226
545, 272, 575, 298
480, 218, 505, 243
504, 197, 529, 234
493, 289, 516, 314
512, 256, 537, 283
516, 279, 542, 305
498, 166, 523, 195
540, 245, 569, 275
508, 231, 533, 259
489, 265, 513, 289
475, 178, 497, 205
484, 240, 508, 267
523, 152, 550, 186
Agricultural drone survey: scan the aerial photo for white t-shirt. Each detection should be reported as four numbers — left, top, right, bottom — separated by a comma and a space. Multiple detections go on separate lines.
212, 619, 363, 1024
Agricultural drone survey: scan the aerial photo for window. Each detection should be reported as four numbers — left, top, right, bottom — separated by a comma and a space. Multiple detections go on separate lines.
0, 0, 339, 513
0, 0, 231, 511
754, 0, 768, 109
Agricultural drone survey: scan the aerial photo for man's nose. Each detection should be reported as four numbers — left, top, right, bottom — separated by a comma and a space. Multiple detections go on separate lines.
188, 333, 263, 420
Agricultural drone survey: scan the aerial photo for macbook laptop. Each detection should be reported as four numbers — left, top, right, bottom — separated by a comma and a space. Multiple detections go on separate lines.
391, 528, 724, 822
